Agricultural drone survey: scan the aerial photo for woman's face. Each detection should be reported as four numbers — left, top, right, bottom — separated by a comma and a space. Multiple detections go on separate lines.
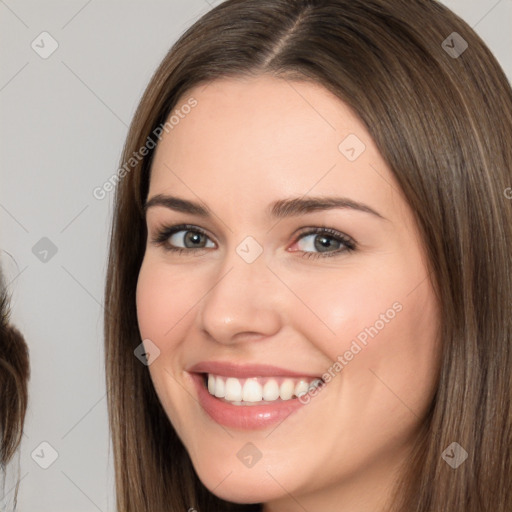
136, 75, 441, 510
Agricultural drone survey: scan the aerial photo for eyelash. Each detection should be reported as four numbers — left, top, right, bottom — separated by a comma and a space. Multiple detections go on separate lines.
150, 223, 356, 259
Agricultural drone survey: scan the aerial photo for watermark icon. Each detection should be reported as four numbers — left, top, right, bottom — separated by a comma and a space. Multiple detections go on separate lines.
134, 339, 161, 366
441, 442, 468, 469
442, 32, 468, 59
31, 31, 59, 59
298, 301, 403, 404
236, 236, 263, 263
92, 97, 198, 200
31, 441, 59, 469
236, 442, 262, 468
32, 237, 58, 263
504, 187, 512, 200
338, 133, 366, 162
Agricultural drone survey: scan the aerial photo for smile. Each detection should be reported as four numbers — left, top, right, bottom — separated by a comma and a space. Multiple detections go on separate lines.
187, 362, 325, 430
205, 374, 323, 405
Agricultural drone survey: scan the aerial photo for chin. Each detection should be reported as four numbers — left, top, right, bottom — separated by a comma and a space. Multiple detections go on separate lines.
194, 463, 282, 504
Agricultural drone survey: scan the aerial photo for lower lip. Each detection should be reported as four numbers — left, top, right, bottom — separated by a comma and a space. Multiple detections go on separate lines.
190, 373, 307, 430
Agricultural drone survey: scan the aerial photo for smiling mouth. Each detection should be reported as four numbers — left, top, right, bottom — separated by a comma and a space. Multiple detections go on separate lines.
202, 373, 324, 405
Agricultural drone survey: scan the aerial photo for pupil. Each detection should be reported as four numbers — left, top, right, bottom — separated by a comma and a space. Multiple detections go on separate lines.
315, 235, 337, 252
185, 232, 203, 247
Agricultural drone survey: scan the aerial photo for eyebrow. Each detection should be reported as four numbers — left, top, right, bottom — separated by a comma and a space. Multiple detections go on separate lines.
144, 194, 387, 220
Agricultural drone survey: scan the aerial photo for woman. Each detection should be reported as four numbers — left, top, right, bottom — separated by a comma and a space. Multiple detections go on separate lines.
0, 268, 29, 505
104, 0, 512, 510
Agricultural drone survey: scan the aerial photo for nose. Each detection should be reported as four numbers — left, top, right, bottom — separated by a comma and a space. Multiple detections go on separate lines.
196, 249, 283, 345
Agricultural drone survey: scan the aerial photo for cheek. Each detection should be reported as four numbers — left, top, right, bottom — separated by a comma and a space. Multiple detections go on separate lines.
290, 256, 440, 415
136, 257, 201, 342
135, 257, 201, 434
285, 260, 418, 355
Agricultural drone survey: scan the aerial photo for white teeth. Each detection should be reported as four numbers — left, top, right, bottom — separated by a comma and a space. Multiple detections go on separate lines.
262, 379, 280, 401
242, 378, 263, 402
295, 380, 310, 397
205, 374, 323, 404
224, 377, 242, 401
207, 374, 215, 394
280, 379, 295, 400
214, 376, 226, 398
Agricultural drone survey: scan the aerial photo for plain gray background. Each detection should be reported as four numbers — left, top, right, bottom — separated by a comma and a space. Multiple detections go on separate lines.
1, 1, 510, 510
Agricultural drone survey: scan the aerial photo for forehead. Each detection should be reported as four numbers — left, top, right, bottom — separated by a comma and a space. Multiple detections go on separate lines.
148, 75, 404, 222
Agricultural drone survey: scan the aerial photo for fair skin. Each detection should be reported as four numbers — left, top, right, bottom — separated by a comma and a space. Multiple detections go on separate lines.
136, 74, 441, 512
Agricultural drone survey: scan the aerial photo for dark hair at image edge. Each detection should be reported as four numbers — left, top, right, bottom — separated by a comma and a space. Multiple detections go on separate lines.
104, 0, 512, 510
0, 277, 30, 506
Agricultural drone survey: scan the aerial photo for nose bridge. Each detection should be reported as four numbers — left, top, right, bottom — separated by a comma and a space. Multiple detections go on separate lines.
197, 240, 282, 344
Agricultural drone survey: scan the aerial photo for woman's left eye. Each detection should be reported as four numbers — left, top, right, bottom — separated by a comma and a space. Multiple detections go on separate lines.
290, 228, 356, 259
151, 224, 356, 259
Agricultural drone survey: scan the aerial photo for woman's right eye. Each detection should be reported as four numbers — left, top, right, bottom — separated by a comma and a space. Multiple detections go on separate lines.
151, 224, 216, 254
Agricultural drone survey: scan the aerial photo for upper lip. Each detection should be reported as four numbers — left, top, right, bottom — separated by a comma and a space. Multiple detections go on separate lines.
187, 361, 322, 379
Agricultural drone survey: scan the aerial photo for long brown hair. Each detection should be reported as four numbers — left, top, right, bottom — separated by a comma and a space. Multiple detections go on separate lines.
0, 272, 29, 505
104, 0, 512, 510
